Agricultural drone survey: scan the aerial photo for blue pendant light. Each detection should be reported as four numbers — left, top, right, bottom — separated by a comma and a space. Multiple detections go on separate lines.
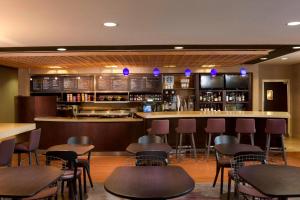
123, 67, 129, 76
240, 67, 247, 77
153, 68, 160, 77
210, 68, 217, 77
184, 68, 192, 77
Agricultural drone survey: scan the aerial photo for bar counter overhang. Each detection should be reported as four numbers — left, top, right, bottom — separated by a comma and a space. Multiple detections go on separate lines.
34, 111, 290, 151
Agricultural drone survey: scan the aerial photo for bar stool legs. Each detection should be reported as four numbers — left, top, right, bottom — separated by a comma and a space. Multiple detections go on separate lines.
176, 133, 197, 159
237, 133, 255, 146
266, 133, 287, 165
206, 133, 212, 159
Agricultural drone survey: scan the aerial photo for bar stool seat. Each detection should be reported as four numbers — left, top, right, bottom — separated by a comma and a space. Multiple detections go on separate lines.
205, 118, 225, 159
147, 120, 170, 144
235, 118, 256, 145
175, 119, 197, 159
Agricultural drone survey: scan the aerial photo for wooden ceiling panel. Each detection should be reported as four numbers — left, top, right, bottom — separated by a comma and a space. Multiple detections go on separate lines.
0, 50, 269, 68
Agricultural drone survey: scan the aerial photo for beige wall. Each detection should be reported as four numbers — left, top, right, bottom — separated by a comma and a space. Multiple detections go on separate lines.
291, 64, 300, 138
0, 66, 18, 122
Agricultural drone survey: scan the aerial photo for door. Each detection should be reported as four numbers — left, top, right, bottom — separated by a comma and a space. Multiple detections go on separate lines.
263, 81, 288, 112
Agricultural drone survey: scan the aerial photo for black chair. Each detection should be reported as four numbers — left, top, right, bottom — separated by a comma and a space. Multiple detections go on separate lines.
228, 151, 269, 200
67, 136, 93, 193
135, 151, 168, 166
46, 151, 83, 200
138, 135, 162, 144
213, 135, 238, 194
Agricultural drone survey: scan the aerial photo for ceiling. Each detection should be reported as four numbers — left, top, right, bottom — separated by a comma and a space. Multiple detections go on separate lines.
0, 0, 300, 67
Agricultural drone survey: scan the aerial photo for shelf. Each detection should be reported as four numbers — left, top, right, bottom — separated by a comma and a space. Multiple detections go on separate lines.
225, 90, 248, 92
199, 102, 223, 104
164, 88, 195, 90
225, 102, 249, 104
57, 101, 94, 104
94, 101, 130, 104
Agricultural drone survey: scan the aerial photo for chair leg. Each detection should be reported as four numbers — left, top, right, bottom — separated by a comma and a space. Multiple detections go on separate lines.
176, 133, 179, 159
237, 133, 241, 143
86, 166, 94, 188
178, 133, 183, 157
220, 167, 224, 194
190, 133, 197, 158
207, 133, 212, 159
34, 150, 39, 165
61, 180, 64, 195
250, 133, 255, 146
281, 134, 287, 165
266, 134, 271, 162
78, 176, 83, 200
227, 174, 232, 200
28, 152, 32, 166
18, 153, 21, 166
83, 168, 87, 193
212, 164, 220, 187
164, 135, 168, 144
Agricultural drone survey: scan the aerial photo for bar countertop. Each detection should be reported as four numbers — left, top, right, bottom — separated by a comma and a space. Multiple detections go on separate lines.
135, 111, 290, 119
0, 123, 36, 141
34, 116, 143, 123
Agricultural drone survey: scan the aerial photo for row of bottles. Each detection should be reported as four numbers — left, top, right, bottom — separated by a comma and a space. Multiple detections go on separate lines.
66, 93, 94, 102
129, 94, 162, 102
199, 92, 222, 102
199, 104, 222, 111
225, 92, 246, 102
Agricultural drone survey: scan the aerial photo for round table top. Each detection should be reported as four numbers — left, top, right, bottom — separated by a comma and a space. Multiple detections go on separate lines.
238, 164, 300, 198
47, 144, 95, 155
126, 143, 172, 154
104, 166, 195, 199
214, 143, 263, 156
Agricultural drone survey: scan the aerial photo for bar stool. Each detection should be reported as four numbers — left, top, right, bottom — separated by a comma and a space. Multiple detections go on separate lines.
175, 119, 197, 159
147, 120, 169, 144
205, 118, 225, 159
0, 138, 16, 167
235, 118, 256, 145
265, 119, 287, 164
14, 128, 41, 166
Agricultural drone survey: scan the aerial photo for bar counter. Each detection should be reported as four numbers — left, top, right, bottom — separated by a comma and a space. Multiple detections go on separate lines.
35, 116, 143, 123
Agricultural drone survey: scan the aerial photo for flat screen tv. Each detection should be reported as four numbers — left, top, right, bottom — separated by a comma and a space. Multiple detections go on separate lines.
225, 74, 249, 89
200, 75, 224, 89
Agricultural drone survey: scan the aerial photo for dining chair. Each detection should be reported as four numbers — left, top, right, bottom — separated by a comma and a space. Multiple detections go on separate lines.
229, 151, 270, 200
46, 151, 83, 200
205, 118, 226, 158
147, 120, 170, 144
175, 118, 197, 159
0, 138, 16, 167
135, 151, 168, 166
235, 118, 256, 145
14, 128, 41, 166
138, 135, 162, 144
213, 135, 238, 195
67, 136, 93, 193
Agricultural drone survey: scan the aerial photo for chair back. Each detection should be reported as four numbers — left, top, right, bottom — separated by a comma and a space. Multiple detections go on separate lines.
136, 151, 168, 166
0, 138, 16, 166
265, 119, 286, 135
46, 151, 78, 170
29, 128, 41, 151
67, 136, 91, 145
205, 118, 225, 133
235, 118, 256, 134
176, 119, 196, 133
214, 135, 238, 145
138, 135, 162, 144
150, 120, 169, 135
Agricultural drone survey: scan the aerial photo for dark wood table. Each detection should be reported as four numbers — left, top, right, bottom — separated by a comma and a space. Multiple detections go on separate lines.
104, 166, 195, 199
238, 165, 300, 200
47, 144, 95, 155
0, 166, 62, 199
126, 143, 172, 154
215, 143, 263, 156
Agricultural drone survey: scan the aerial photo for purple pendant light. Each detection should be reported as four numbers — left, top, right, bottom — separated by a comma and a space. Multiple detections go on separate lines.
123, 67, 129, 76
153, 67, 160, 77
210, 68, 217, 77
184, 68, 192, 77
240, 67, 247, 77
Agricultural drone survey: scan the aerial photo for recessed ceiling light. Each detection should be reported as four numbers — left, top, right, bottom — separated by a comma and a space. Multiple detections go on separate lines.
293, 46, 300, 49
57, 48, 66, 51
201, 65, 215, 68
48, 66, 62, 69
287, 21, 300, 26
103, 22, 118, 27
105, 65, 118, 68
260, 57, 268, 60
174, 46, 184, 50
163, 65, 176, 68
281, 57, 288, 60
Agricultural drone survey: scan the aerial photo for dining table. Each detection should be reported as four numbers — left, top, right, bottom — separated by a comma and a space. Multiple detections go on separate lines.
0, 166, 62, 199
47, 144, 95, 156
126, 143, 172, 154
238, 164, 300, 200
104, 166, 195, 199
214, 143, 263, 156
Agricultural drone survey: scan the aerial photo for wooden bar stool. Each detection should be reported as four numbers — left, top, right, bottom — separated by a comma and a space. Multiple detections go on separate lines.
14, 128, 41, 166
235, 118, 256, 145
175, 119, 197, 159
205, 118, 225, 159
147, 120, 170, 144
265, 119, 287, 164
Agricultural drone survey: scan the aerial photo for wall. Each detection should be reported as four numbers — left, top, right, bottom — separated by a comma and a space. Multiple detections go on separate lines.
0, 66, 18, 122
291, 64, 300, 138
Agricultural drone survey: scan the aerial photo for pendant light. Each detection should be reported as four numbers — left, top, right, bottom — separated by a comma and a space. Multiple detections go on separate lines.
240, 67, 247, 77
123, 68, 129, 76
153, 68, 160, 77
210, 68, 217, 77
184, 68, 192, 77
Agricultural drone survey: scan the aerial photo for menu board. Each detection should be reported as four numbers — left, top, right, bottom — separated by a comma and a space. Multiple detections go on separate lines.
31, 78, 43, 92
111, 76, 128, 91
63, 77, 78, 91
97, 75, 111, 91
130, 77, 145, 92
130, 75, 162, 92
31, 76, 62, 92
77, 76, 94, 91
145, 77, 162, 92
96, 75, 128, 91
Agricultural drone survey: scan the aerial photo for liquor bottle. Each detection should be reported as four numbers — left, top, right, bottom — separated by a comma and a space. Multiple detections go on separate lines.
218, 92, 222, 102
241, 93, 245, 102
226, 93, 229, 102
199, 93, 203, 101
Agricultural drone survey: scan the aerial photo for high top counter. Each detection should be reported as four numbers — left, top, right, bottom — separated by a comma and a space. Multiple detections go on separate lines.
136, 111, 290, 119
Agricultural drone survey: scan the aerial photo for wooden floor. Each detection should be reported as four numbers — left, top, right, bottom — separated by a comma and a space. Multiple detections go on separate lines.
89, 152, 300, 183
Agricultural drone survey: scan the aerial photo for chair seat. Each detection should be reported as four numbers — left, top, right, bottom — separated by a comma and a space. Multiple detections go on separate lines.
238, 184, 270, 199
14, 142, 30, 152
77, 157, 89, 167
218, 156, 231, 166
23, 186, 58, 200
62, 169, 82, 180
